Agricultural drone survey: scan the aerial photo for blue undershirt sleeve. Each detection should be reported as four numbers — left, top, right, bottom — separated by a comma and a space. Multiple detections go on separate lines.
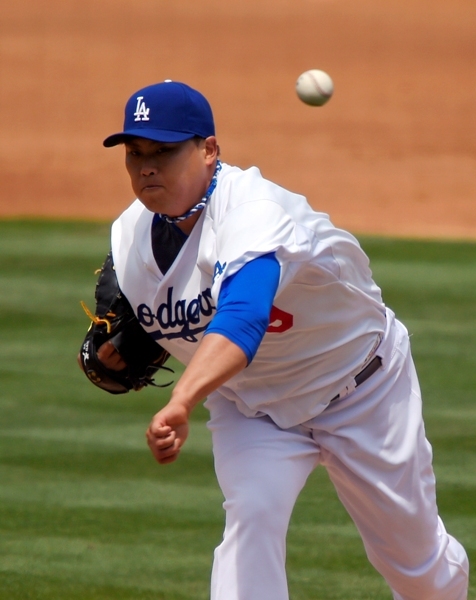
205, 253, 281, 364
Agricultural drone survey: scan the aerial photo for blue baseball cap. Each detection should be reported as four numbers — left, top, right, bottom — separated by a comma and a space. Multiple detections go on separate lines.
103, 80, 215, 147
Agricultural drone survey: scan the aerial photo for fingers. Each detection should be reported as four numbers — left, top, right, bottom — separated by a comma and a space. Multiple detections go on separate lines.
146, 425, 181, 464
97, 340, 127, 371
146, 405, 190, 465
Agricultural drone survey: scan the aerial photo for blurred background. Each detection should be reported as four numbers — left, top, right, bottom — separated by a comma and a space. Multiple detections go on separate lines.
1, 3, 476, 598
0, 0, 475, 238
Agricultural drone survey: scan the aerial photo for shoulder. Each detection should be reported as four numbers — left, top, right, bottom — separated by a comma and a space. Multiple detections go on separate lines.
114, 199, 149, 226
111, 199, 153, 256
112, 199, 153, 238
217, 162, 289, 198
210, 162, 313, 223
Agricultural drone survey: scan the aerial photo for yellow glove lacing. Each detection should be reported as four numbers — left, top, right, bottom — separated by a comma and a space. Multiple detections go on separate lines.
80, 301, 116, 334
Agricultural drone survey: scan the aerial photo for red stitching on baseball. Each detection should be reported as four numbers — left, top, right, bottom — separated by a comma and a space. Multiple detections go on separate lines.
308, 72, 331, 98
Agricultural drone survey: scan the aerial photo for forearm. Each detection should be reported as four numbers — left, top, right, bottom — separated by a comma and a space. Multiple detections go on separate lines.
146, 333, 246, 464
147, 254, 279, 465
168, 332, 247, 414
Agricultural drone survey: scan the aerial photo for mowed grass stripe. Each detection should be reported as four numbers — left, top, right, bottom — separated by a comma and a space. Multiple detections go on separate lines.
0, 419, 214, 454
1, 534, 214, 599
0, 221, 475, 599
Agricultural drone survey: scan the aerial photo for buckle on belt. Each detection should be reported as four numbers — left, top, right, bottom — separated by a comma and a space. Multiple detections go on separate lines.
331, 355, 382, 402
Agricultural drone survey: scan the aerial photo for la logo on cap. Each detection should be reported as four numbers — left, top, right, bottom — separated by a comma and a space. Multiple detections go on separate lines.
134, 96, 150, 122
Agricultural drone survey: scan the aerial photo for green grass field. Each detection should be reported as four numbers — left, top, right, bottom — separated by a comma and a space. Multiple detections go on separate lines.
0, 220, 475, 599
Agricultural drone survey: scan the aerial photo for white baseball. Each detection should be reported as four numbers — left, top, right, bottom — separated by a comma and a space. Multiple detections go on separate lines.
296, 69, 334, 106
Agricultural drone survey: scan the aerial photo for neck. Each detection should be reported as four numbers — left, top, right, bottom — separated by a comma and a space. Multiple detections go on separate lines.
175, 210, 202, 235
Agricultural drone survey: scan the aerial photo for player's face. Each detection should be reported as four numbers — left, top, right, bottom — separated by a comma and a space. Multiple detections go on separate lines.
124, 136, 218, 220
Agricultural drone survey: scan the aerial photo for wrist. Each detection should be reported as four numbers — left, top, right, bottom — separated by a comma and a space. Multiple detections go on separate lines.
167, 390, 197, 417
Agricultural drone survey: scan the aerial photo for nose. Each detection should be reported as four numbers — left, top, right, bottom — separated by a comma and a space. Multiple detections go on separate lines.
139, 155, 159, 177
141, 163, 158, 177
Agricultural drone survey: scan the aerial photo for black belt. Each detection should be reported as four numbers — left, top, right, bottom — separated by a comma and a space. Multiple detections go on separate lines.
331, 355, 382, 401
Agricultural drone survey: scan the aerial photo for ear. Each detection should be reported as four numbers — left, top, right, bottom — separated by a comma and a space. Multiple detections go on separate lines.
203, 136, 219, 165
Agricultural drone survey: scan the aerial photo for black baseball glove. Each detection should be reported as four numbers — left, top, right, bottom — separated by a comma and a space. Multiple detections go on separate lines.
79, 251, 172, 394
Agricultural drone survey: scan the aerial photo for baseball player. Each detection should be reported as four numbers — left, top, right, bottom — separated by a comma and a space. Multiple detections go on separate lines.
95, 80, 469, 599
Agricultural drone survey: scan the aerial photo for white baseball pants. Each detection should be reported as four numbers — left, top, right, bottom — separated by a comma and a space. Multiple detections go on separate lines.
205, 317, 469, 600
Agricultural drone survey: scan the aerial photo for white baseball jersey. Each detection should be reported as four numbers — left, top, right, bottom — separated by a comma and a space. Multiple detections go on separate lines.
111, 162, 387, 428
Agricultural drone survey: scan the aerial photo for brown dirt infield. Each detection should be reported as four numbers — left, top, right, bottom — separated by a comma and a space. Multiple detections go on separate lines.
1, 0, 475, 239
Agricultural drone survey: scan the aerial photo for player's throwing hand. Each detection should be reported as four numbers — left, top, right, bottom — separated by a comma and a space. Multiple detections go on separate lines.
146, 402, 190, 464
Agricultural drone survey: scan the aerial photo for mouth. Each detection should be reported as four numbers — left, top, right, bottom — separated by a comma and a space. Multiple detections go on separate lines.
141, 183, 162, 192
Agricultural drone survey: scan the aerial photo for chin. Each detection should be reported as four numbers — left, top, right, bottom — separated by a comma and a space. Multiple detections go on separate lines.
138, 200, 159, 214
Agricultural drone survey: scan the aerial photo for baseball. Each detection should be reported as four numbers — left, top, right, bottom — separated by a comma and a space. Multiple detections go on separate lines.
296, 69, 334, 106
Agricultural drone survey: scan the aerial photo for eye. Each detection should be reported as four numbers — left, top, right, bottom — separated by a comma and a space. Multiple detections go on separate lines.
125, 146, 141, 157
156, 145, 176, 155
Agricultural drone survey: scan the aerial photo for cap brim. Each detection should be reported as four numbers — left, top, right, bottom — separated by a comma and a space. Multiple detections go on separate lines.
103, 129, 196, 147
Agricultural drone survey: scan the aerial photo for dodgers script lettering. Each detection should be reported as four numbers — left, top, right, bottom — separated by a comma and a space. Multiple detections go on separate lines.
137, 286, 216, 343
